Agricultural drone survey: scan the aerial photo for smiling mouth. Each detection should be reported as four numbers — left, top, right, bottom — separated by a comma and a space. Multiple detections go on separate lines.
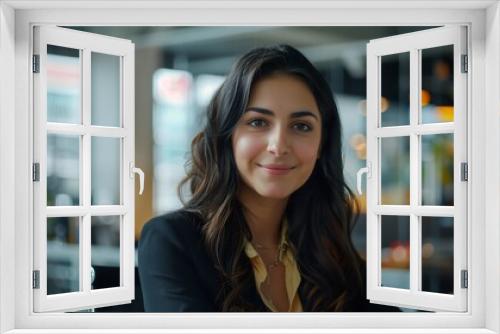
257, 164, 295, 175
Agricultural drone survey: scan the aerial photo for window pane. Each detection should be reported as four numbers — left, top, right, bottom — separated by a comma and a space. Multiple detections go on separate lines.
47, 134, 80, 206
47, 45, 81, 124
422, 133, 454, 206
421, 45, 454, 124
91, 52, 121, 127
47, 217, 80, 295
381, 52, 410, 127
91, 216, 121, 290
381, 215, 410, 289
91, 137, 121, 205
380, 136, 410, 205
422, 216, 454, 294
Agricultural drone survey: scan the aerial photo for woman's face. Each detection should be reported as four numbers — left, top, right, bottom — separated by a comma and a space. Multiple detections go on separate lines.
232, 73, 322, 200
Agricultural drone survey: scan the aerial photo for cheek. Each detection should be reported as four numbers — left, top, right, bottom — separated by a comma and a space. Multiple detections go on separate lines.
232, 134, 264, 165
294, 139, 320, 164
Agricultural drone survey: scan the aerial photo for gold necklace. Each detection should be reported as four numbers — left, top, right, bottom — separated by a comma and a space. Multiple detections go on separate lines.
252, 243, 287, 286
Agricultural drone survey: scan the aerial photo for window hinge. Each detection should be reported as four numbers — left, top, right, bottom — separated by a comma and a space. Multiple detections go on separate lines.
33, 270, 40, 289
461, 162, 468, 181
32, 55, 40, 73
33, 163, 40, 182
461, 270, 468, 289
461, 54, 468, 73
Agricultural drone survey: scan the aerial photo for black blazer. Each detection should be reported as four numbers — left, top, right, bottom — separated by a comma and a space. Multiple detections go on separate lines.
137, 209, 400, 312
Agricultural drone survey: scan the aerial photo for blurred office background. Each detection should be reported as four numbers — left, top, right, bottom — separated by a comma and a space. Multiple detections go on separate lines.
46, 26, 454, 312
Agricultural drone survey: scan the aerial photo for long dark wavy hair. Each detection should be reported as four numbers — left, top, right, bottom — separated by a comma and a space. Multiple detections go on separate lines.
178, 44, 364, 312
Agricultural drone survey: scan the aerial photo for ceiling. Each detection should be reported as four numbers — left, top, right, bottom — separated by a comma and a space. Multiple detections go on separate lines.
70, 26, 433, 75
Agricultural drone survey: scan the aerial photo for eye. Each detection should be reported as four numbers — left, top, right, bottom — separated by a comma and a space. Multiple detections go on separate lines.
293, 122, 313, 132
247, 119, 268, 128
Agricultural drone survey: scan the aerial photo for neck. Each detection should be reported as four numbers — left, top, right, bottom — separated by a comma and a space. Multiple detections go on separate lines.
237, 184, 288, 246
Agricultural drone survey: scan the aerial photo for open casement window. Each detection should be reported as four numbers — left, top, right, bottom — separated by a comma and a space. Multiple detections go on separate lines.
359, 25, 468, 312
32, 26, 142, 312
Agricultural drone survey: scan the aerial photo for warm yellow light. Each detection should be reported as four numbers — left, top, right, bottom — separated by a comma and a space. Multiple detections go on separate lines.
421, 89, 431, 106
350, 134, 367, 160
350, 133, 365, 149
380, 96, 390, 113
358, 97, 389, 115
437, 106, 454, 122
355, 143, 367, 160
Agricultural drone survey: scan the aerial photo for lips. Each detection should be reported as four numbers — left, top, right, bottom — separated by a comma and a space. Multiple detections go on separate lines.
260, 164, 293, 170
258, 163, 295, 175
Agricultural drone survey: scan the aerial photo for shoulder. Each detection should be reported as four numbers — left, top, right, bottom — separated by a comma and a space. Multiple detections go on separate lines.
138, 209, 210, 272
138, 209, 205, 252
138, 210, 219, 312
141, 209, 203, 237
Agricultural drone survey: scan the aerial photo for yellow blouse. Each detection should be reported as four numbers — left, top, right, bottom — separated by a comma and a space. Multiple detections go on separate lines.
243, 220, 303, 312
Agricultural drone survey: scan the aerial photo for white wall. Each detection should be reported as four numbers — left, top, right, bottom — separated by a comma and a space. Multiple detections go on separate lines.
0, 2, 16, 333
485, 2, 500, 333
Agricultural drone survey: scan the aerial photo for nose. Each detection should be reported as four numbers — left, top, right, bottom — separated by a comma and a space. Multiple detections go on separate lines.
267, 125, 290, 157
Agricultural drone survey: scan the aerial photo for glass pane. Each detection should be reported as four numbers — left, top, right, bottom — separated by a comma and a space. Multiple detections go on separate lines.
381, 52, 410, 127
91, 216, 121, 290
381, 215, 410, 289
47, 45, 81, 124
380, 136, 410, 205
91, 52, 121, 127
47, 217, 80, 294
421, 45, 454, 124
47, 134, 80, 206
91, 137, 121, 205
422, 216, 454, 294
422, 134, 454, 206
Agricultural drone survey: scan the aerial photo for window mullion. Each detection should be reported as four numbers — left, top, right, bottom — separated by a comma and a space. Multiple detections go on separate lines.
81, 48, 92, 294
409, 48, 420, 293
46, 123, 127, 137
374, 205, 454, 216
375, 123, 454, 137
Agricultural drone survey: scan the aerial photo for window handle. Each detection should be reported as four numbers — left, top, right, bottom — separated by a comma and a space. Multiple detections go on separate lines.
356, 161, 371, 195
130, 162, 145, 195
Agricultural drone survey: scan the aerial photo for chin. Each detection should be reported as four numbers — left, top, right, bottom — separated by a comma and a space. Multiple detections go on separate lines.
256, 188, 294, 200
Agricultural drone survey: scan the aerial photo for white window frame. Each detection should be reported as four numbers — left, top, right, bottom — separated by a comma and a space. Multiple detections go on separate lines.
0, 1, 499, 334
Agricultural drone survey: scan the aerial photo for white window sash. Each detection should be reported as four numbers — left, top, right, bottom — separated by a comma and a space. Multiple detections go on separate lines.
32, 25, 136, 312
365, 26, 468, 312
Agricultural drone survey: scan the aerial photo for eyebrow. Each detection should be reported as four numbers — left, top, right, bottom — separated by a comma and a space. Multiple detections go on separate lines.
244, 107, 319, 121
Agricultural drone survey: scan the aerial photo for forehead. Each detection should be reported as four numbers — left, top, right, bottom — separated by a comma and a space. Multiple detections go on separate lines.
247, 73, 320, 116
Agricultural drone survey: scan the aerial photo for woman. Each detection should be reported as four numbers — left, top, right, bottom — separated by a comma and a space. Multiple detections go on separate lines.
138, 44, 399, 312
